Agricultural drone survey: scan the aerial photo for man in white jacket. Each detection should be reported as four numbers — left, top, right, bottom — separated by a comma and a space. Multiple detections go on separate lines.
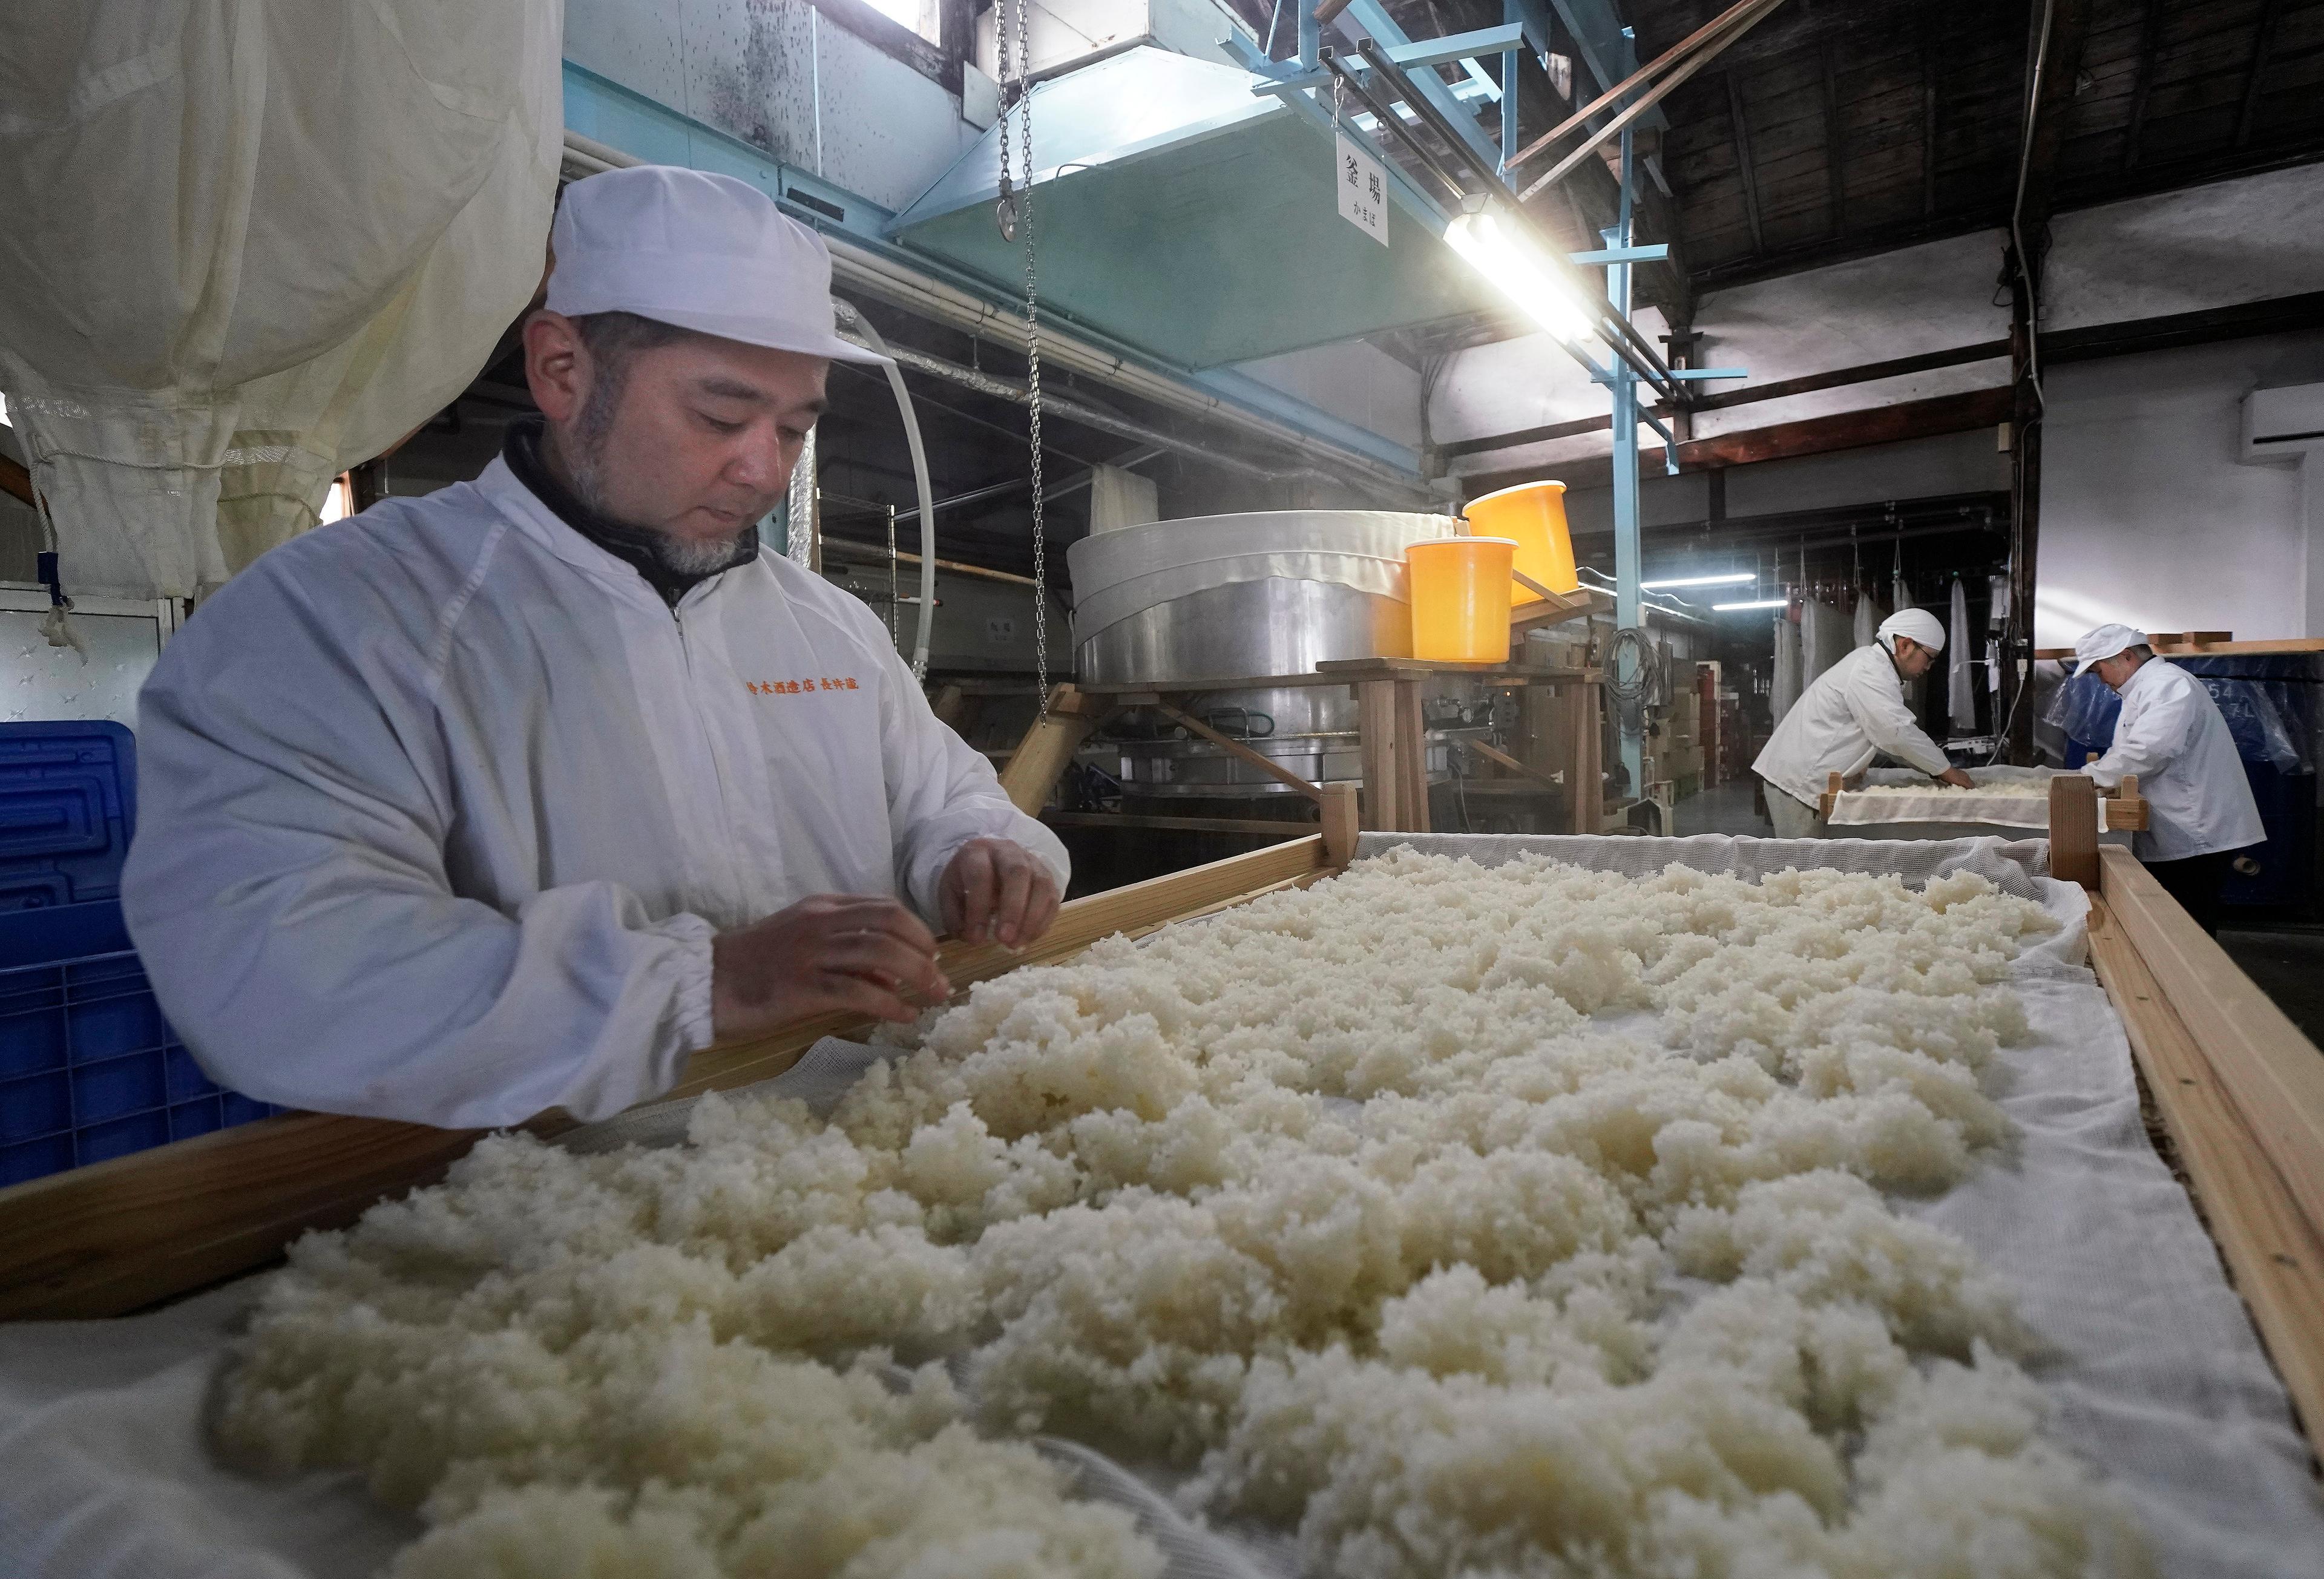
1753, 607, 1974, 838
120, 166, 1070, 1129
2074, 624, 2263, 934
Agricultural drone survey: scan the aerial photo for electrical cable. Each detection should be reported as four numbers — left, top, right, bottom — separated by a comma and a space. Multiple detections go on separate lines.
1603, 625, 1663, 715
2008, 0, 2056, 418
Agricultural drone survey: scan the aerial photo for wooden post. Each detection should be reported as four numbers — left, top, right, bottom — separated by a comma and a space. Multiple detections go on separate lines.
1818, 770, 1845, 819
1570, 678, 1603, 834
1396, 679, 1431, 833
2049, 770, 2101, 888
1321, 781, 1359, 869
997, 685, 1106, 815
1357, 680, 1401, 831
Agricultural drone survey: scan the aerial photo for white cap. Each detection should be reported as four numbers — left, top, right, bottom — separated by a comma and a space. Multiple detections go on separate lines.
1876, 607, 1946, 654
2074, 623, 2145, 666
545, 165, 891, 365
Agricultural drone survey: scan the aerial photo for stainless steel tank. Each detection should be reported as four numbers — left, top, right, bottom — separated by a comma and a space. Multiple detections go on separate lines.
1067, 510, 1465, 796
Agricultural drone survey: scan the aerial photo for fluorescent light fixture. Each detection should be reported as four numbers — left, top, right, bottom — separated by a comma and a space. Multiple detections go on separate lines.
1642, 571, 1756, 590
1442, 209, 1595, 344
1712, 597, 1791, 611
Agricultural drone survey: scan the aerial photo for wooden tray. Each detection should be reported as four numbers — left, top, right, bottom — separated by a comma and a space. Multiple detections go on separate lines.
2, 787, 2316, 1464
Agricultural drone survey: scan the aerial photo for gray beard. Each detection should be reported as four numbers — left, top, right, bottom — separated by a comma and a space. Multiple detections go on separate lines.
560, 421, 747, 579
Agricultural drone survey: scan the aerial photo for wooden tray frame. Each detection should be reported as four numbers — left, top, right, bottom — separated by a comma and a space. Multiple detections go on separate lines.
1, 787, 2316, 1462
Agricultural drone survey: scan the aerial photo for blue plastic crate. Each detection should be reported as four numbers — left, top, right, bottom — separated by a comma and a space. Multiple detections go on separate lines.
0, 898, 279, 1187
0, 721, 137, 911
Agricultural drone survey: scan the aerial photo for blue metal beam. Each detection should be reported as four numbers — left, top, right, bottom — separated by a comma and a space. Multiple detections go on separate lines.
1341, 0, 1503, 173
1384, 24, 1526, 70
1567, 243, 1669, 264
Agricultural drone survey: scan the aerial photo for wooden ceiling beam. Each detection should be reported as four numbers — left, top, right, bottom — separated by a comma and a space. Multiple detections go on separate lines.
1724, 70, 1767, 254
2121, 0, 2162, 169
1822, 38, 1846, 238
2235, 0, 2285, 149
1454, 386, 2014, 497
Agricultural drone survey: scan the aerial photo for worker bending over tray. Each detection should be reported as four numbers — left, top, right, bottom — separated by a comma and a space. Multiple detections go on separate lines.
2073, 624, 2262, 934
1752, 607, 1974, 838
120, 166, 1068, 1129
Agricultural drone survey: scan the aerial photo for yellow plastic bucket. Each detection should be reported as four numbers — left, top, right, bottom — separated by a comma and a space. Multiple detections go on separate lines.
1463, 479, 1578, 603
1407, 537, 1517, 662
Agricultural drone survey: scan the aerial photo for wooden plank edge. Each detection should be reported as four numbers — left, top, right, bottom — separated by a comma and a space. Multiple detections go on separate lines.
2088, 898, 2324, 1455
0, 837, 1331, 1321
2101, 845, 2324, 1242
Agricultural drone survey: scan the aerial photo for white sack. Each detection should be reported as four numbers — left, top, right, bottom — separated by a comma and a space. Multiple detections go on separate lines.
1800, 596, 1851, 684
1851, 591, 1886, 649
1771, 608, 1802, 725
1949, 576, 1977, 730
0, 1, 565, 599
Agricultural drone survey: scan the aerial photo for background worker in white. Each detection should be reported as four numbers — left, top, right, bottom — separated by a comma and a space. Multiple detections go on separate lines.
2074, 624, 2264, 935
120, 166, 1069, 1131
1753, 607, 1975, 838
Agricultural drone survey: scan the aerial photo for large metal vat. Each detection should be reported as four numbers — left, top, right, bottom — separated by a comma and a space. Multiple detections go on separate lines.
1068, 510, 1462, 796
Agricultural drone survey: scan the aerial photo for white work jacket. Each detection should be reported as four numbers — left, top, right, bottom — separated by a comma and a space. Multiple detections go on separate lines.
2083, 659, 2264, 861
120, 458, 1068, 1130
1753, 642, 1952, 808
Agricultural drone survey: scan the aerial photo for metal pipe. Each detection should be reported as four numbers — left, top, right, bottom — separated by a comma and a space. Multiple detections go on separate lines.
832, 307, 937, 675
1317, 49, 1469, 202
849, 332, 1307, 484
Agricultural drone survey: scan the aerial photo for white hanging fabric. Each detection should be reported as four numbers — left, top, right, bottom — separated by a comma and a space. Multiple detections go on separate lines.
1087, 464, 1158, 534
1851, 591, 1888, 649
0, 2, 564, 599
1800, 597, 1851, 685
1771, 609, 1803, 726
1948, 577, 1977, 730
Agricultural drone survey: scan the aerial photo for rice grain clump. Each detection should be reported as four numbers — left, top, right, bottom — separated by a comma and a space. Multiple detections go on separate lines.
220, 850, 2152, 1578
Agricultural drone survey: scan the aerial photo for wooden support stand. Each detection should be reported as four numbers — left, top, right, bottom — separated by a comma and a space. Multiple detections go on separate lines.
996, 684, 1118, 815
2049, 772, 2101, 888
1004, 661, 1606, 839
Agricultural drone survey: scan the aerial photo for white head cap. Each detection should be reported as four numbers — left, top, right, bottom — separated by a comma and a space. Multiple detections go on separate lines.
2074, 623, 2145, 666
1876, 607, 1946, 654
546, 165, 891, 365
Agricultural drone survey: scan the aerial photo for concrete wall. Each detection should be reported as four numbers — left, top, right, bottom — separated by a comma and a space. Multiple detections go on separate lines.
1428, 163, 2324, 481
1235, 340, 1426, 451
565, 0, 981, 212
2036, 330, 2324, 646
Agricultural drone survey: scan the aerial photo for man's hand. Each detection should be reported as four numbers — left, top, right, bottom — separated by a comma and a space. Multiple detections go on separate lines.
940, 837, 1060, 949
1937, 767, 1977, 789
711, 894, 951, 1041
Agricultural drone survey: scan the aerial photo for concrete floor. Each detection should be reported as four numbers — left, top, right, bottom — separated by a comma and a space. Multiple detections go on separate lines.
1665, 778, 2324, 1048
2217, 928, 2324, 1048
1672, 776, 1772, 838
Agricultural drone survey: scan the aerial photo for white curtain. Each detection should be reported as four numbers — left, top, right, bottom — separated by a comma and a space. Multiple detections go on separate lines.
1948, 577, 1977, 730
0, 1, 565, 599
1771, 610, 1803, 726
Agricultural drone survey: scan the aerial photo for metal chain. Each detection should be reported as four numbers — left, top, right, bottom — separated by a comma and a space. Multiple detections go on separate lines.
885, 503, 899, 647
1010, 0, 1049, 720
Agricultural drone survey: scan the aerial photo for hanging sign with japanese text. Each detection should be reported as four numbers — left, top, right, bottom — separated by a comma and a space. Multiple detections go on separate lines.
1334, 133, 1389, 247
